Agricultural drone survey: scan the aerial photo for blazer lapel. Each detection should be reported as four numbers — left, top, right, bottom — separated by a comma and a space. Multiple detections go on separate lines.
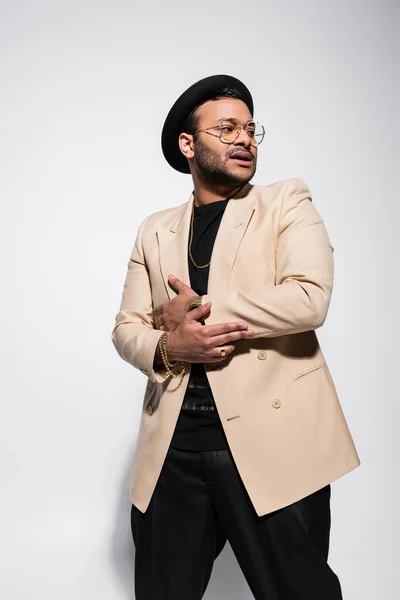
157, 183, 256, 299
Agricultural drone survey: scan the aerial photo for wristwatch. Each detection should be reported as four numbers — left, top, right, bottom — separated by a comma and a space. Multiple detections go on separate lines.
188, 295, 203, 311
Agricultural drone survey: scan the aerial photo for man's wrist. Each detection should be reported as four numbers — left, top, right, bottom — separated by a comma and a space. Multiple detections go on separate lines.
165, 331, 179, 362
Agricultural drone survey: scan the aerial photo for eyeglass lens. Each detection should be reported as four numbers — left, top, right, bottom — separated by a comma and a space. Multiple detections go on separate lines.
221, 121, 264, 145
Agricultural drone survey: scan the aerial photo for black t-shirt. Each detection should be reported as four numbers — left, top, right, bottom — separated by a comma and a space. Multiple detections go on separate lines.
169, 198, 230, 451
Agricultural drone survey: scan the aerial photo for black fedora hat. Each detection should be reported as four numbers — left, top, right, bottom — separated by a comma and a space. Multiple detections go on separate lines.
161, 74, 254, 174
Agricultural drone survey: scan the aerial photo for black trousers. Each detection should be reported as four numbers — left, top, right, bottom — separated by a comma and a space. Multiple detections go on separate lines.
130, 446, 343, 600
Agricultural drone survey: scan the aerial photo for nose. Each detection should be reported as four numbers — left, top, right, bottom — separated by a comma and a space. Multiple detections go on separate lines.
233, 127, 252, 148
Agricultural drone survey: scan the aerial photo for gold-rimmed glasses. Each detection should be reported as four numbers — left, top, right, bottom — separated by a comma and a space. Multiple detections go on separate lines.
193, 118, 265, 147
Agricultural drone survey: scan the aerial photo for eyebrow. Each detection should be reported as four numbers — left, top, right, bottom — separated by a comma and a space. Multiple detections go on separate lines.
212, 116, 237, 125
211, 116, 253, 126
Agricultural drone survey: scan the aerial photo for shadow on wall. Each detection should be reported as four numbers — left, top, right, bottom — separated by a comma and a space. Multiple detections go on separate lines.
109, 445, 135, 600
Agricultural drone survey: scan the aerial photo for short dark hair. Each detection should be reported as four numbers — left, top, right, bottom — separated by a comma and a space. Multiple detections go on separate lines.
181, 87, 248, 142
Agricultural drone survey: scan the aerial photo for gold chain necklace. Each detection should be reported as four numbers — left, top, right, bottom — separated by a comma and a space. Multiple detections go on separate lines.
188, 188, 242, 269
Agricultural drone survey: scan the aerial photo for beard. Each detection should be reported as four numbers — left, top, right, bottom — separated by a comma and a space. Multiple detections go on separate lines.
193, 138, 256, 187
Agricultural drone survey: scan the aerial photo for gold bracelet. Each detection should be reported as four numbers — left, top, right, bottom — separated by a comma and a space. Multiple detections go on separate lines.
158, 332, 186, 379
161, 333, 185, 377
159, 331, 177, 368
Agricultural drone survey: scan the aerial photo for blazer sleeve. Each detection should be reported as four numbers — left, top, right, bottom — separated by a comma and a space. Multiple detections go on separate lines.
201, 178, 334, 338
111, 214, 171, 383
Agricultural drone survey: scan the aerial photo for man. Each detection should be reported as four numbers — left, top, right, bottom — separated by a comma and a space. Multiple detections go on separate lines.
111, 74, 360, 599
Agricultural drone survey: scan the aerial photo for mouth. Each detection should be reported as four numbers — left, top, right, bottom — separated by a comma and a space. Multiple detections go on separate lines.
229, 151, 253, 167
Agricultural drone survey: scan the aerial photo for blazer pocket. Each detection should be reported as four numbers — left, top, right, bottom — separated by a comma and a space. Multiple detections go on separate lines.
233, 244, 275, 274
293, 362, 327, 382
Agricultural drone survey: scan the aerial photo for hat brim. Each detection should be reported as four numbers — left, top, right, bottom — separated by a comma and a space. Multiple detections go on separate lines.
161, 74, 254, 174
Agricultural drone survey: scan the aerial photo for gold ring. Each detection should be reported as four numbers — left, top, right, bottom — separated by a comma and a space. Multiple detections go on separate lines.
220, 347, 226, 357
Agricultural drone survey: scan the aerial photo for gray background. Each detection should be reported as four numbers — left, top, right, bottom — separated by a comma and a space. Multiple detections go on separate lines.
0, 0, 398, 598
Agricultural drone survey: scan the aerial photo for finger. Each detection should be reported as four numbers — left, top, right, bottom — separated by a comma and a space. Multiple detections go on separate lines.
211, 328, 254, 347
152, 304, 162, 316
168, 274, 191, 293
203, 345, 236, 362
186, 301, 212, 320
153, 314, 162, 328
203, 321, 250, 337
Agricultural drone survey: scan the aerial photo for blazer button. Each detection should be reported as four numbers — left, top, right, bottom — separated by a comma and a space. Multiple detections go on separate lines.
147, 405, 154, 416
272, 399, 281, 409
257, 350, 267, 360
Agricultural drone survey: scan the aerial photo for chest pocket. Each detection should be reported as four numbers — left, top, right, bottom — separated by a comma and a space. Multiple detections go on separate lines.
232, 244, 276, 291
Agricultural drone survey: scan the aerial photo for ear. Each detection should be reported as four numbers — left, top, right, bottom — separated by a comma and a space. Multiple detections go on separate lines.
178, 132, 195, 160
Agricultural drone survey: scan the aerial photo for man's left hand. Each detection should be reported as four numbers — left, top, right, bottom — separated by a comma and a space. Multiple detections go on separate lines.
152, 274, 199, 331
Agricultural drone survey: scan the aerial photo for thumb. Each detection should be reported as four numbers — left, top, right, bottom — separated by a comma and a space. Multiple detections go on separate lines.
187, 301, 211, 320
168, 274, 191, 294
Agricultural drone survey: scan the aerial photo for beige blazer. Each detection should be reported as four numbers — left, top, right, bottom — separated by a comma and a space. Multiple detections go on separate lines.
111, 177, 360, 517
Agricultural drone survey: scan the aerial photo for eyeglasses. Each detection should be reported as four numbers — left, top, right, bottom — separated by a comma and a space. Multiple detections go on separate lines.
193, 119, 265, 147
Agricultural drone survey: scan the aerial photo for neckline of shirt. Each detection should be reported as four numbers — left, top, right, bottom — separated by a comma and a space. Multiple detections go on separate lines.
193, 197, 230, 213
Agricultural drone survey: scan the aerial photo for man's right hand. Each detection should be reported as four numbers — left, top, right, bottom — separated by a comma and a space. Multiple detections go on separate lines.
166, 301, 254, 364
